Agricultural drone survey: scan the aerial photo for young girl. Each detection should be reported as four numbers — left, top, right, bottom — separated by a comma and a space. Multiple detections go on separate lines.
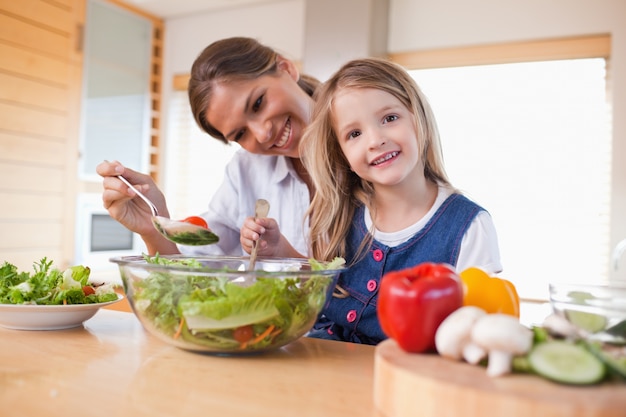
298, 58, 502, 344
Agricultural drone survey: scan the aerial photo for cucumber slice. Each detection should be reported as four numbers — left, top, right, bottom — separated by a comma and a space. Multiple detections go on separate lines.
585, 340, 626, 380
568, 290, 594, 302
528, 341, 606, 385
565, 309, 608, 333
511, 355, 532, 373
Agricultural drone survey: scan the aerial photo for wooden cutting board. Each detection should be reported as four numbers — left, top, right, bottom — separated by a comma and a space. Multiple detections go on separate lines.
374, 339, 626, 417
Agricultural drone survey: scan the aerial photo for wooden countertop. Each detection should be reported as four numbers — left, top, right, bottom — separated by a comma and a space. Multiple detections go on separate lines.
0, 310, 379, 417
5, 303, 620, 417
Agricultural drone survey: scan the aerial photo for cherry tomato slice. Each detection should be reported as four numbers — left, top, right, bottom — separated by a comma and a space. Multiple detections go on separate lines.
82, 285, 96, 296
181, 216, 208, 229
232, 325, 254, 344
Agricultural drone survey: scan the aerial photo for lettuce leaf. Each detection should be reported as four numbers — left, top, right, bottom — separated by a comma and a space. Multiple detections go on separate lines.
0, 258, 116, 305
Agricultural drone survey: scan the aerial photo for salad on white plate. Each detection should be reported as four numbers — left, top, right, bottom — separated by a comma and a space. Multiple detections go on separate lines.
0, 258, 121, 330
0, 257, 118, 305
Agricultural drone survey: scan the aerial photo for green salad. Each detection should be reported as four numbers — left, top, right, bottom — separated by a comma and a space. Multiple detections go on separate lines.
0, 258, 118, 305
129, 254, 344, 352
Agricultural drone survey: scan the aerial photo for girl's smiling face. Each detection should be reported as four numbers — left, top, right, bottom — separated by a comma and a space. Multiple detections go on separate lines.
204, 58, 314, 159
332, 87, 423, 189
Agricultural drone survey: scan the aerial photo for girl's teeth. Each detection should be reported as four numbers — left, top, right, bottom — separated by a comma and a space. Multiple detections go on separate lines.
276, 119, 291, 148
372, 151, 398, 165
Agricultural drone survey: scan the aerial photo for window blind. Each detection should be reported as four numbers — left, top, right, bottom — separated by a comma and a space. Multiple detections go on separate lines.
163, 91, 240, 220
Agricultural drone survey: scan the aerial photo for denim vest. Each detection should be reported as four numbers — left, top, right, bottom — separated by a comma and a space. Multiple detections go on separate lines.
308, 193, 484, 345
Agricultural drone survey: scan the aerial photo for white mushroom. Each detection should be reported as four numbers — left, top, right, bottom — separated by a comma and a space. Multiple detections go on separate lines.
470, 313, 533, 377
435, 306, 488, 364
542, 313, 580, 339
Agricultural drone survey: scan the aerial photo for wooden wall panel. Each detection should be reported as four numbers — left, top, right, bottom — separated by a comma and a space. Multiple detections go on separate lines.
0, 43, 71, 85
0, 0, 74, 34
0, 0, 161, 273
0, 102, 67, 138
0, 223, 63, 250
0, 0, 83, 271
0, 132, 66, 165
0, 72, 68, 112
0, 14, 72, 57
0, 193, 65, 220
55, 0, 73, 7
0, 163, 65, 194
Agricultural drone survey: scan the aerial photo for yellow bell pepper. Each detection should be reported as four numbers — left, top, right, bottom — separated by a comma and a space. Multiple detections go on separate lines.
459, 267, 520, 317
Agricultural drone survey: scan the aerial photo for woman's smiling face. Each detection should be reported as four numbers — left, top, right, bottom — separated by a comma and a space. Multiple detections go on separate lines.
204, 58, 314, 159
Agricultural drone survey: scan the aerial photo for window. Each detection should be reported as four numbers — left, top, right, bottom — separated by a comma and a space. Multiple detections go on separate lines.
407, 56, 611, 300
164, 91, 240, 219
79, 0, 154, 180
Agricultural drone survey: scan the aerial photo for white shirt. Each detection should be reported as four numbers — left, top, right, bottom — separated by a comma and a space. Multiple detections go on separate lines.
364, 186, 503, 274
179, 149, 310, 257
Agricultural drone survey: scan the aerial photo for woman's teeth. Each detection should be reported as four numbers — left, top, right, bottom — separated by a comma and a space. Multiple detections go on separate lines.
275, 119, 291, 148
372, 151, 399, 165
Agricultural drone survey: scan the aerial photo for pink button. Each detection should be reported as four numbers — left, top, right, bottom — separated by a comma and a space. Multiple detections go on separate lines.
372, 249, 384, 262
367, 279, 377, 292
346, 310, 357, 323
327, 328, 334, 335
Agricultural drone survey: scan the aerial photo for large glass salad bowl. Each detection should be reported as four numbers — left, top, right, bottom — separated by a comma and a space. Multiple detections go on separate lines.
110, 255, 344, 354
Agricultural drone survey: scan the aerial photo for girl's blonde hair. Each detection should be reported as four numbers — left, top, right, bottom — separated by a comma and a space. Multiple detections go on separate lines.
300, 57, 451, 261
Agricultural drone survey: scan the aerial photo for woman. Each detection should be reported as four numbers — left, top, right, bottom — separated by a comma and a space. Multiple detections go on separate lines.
97, 37, 319, 257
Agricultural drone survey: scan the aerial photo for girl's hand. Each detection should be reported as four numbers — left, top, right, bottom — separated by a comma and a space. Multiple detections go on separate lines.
240, 217, 307, 259
240, 216, 282, 256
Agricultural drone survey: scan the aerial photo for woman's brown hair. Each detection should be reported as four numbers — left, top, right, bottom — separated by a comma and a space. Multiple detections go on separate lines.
188, 37, 320, 144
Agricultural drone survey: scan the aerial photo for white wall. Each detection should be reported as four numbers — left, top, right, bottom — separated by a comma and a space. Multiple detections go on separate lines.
163, 0, 306, 76
161, 0, 626, 279
303, 0, 388, 81
161, 0, 306, 171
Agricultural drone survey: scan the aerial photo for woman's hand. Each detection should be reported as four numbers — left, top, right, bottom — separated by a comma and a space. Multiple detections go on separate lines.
96, 160, 178, 255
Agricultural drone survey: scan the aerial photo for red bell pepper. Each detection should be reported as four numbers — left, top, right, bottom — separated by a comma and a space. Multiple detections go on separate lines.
377, 262, 463, 353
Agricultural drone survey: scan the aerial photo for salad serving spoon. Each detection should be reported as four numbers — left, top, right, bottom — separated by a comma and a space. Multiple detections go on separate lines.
116, 174, 219, 246
248, 199, 270, 271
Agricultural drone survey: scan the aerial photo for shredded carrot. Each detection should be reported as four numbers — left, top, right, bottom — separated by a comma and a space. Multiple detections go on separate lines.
174, 318, 185, 339
250, 324, 275, 345
269, 328, 282, 339
63, 299, 67, 305
239, 341, 248, 350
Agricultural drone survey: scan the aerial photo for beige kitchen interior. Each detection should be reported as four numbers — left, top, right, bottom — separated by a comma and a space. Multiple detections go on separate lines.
1, 0, 625, 306
2, 2, 626, 416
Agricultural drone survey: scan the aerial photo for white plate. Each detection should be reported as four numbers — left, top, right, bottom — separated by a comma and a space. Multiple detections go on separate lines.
0, 295, 124, 330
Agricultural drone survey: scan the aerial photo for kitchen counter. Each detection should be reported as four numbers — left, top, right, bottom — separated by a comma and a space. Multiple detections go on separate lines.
2, 301, 614, 417
0, 309, 379, 417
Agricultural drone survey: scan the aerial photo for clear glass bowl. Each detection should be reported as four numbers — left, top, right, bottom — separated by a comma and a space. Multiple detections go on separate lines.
549, 282, 626, 343
110, 255, 343, 354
